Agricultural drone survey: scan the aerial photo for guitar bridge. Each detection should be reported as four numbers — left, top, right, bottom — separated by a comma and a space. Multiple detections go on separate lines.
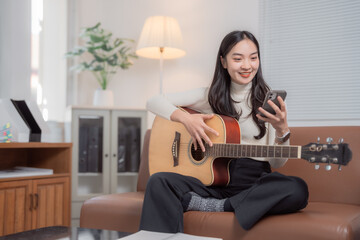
172, 132, 181, 167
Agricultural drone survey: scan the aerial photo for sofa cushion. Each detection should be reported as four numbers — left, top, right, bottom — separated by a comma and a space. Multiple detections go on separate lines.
80, 192, 360, 240
184, 202, 360, 240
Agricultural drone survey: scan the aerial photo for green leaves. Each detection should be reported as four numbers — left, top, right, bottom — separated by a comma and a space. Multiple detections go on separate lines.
65, 22, 138, 90
65, 46, 86, 56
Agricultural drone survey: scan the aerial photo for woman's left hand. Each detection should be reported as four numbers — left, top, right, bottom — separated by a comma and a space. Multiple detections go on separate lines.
256, 96, 289, 136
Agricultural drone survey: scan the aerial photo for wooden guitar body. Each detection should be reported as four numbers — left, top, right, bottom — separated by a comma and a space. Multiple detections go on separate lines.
149, 110, 241, 186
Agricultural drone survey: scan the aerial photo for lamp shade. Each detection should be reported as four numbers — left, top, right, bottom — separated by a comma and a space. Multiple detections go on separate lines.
136, 16, 186, 59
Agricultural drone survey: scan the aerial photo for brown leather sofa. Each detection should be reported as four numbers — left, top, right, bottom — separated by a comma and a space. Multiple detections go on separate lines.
80, 126, 360, 240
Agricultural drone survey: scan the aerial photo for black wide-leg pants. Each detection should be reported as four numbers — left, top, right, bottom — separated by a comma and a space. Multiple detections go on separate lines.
139, 158, 308, 233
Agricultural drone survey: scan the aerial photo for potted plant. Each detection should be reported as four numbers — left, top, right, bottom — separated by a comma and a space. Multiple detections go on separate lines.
66, 22, 137, 106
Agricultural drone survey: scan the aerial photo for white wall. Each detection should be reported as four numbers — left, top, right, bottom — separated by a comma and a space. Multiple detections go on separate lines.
0, 0, 31, 100
74, 0, 259, 116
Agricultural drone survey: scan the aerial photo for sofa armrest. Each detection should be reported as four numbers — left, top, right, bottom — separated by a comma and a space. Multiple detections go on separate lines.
80, 192, 145, 232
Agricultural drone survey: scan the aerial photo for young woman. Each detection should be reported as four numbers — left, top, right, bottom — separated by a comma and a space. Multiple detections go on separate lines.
139, 30, 308, 233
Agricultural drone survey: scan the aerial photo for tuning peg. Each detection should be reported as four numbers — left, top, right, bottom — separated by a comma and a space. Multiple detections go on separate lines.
314, 164, 320, 170
325, 164, 332, 171
317, 137, 320, 144
338, 165, 342, 171
326, 137, 333, 144
338, 138, 344, 143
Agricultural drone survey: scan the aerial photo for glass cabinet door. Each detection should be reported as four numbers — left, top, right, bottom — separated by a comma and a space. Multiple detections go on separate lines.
110, 110, 147, 193
72, 109, 111, 200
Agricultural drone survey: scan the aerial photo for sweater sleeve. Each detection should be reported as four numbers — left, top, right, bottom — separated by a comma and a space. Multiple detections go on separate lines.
146, 87, 212, 120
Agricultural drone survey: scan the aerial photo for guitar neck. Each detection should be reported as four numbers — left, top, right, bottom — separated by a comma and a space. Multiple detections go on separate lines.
205, 143, 301, 159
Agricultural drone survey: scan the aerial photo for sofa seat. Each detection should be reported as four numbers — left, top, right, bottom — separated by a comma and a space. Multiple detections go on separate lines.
81, 192, 360, 240
80, 126, 360, 240
184, 202, 360, 240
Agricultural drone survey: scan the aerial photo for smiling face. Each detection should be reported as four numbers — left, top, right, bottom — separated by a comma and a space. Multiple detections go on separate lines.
221, 39, 259, 85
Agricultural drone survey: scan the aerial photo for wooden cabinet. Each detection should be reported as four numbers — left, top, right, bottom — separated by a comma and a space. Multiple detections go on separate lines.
0, 180, 32, 235
32, 177, 70, 229
0, 143, 71, 236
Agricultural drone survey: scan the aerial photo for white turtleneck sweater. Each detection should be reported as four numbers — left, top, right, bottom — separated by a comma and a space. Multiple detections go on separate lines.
146, 81, 288, 168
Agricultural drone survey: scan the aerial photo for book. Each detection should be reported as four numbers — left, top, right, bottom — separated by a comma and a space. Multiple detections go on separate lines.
78, 117, 103, 173
119, 230, 222, 240
0, 166, 53, 178
117, 117, 142, 172
127, 125, 141, 172
87, 125, 102, 172
78, 124, 89, 172
117, 127, 128, 172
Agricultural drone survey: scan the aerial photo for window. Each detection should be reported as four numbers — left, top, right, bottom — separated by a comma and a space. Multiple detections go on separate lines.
259, 0, 360, 126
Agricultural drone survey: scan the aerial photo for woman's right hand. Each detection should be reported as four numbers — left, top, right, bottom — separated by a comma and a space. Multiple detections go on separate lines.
170, 109, 219, 152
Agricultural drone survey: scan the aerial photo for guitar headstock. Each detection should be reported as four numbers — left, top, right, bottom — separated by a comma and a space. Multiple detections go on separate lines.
301, 137, 352, 171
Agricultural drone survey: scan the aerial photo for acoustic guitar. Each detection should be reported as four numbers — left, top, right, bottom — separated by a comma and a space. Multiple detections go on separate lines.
149, 108, 352, 186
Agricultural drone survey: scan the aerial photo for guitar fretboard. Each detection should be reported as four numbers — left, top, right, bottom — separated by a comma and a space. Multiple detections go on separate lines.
205, 143, 300, 159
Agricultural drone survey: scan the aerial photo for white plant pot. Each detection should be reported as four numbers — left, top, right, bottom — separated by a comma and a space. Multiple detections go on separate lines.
93, 89, 114, 106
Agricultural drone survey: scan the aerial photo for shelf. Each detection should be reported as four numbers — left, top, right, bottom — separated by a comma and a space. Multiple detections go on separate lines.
0, 142, 72, 149
0, 173, 71, 182
69, 105, 147, 111
0, 142, 72, 175
68, 107, 147, 225
77, 172, 138, 177
78, 172, 103, 177
117, 172, 138, 176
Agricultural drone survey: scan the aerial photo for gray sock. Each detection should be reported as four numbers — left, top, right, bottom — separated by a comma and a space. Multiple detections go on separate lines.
186, 192, 226, 212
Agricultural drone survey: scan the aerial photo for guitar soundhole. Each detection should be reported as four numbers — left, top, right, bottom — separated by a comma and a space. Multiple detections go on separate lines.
191, 141, 205, 161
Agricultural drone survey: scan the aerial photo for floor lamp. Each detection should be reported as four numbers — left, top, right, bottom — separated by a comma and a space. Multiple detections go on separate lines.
136, 16, 186, 94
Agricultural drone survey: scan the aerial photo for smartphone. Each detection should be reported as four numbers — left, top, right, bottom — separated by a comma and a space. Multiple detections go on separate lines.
259, 90, 287, 117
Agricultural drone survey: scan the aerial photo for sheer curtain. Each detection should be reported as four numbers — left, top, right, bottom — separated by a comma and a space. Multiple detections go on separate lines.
259, 0, 360, 126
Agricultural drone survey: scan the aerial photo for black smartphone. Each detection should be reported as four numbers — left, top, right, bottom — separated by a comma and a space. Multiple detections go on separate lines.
259, 90, 287, 117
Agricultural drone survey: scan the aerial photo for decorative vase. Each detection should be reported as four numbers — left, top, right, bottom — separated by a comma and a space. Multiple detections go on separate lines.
93, 89, 114, 106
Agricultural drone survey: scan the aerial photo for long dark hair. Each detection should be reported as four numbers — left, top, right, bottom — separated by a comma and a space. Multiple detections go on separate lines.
208, 30, 270, 139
